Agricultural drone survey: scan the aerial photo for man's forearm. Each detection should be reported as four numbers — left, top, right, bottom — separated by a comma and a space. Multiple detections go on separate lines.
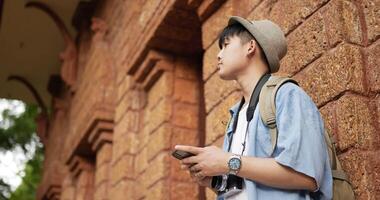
237, 156, 317, 191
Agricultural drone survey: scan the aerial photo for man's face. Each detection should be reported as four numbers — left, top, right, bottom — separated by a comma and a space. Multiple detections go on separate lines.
217, 35, 249, 80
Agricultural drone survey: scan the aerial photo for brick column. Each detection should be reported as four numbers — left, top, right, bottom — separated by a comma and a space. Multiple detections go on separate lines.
112, 49, 203, 199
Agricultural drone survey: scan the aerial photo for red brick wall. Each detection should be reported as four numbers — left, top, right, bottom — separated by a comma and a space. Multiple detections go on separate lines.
37, 0, 379, 200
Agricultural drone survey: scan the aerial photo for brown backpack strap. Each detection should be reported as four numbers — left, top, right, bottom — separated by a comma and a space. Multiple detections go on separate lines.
324, 129, 352, 182
259, 75, 298, 156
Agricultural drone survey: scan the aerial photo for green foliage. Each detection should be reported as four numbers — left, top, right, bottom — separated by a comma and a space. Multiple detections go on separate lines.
0, 104, 39, 152
0, 179, 11, 200
0, 102, 43, 200
8, 146, 43, 200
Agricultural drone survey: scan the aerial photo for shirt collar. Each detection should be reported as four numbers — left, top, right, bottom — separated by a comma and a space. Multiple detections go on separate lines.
229, 96, 245, 117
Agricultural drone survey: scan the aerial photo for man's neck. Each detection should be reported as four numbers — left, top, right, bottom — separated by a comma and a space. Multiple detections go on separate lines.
235, 64, 268, 104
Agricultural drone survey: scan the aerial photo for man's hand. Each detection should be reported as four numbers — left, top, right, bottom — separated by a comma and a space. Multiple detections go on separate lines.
175, 145, 318, 192
181, 162, 213, 187
175, 145, 232, 177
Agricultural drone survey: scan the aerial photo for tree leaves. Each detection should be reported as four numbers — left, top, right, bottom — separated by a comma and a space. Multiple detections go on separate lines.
0, 102, 43, 199
0, 104, 38, 153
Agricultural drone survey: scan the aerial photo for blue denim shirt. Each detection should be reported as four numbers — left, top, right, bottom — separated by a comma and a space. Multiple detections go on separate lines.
217, 79, 333, 200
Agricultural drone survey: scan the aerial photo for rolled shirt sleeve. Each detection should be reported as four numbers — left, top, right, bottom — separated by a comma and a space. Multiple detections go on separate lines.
272, 82, 332, 198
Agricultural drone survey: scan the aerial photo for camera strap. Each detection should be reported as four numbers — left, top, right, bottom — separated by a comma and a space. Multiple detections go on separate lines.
227, 73, 271, 154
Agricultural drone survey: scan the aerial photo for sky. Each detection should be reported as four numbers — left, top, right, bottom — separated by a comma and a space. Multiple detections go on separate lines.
0, 98, 35, 191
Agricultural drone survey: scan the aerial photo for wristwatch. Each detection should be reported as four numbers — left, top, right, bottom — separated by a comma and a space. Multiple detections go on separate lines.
227, 154, 242, 175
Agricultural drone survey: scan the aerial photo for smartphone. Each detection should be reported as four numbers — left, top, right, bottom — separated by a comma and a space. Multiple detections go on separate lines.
171, 149, 195, 160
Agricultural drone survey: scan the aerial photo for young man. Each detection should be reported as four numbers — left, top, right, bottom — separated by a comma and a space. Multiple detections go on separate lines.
175, 16, 332, 200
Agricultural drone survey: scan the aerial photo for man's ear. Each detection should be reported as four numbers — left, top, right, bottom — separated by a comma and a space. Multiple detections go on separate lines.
247, 39, 256, 57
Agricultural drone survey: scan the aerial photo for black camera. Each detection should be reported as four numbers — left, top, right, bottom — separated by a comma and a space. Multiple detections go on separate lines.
211, 174, 243, 198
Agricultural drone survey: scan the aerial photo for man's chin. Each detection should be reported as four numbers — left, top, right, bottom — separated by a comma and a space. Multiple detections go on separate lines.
217, 71, 234, 80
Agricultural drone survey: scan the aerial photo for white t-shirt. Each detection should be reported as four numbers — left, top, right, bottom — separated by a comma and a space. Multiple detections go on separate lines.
225, 103, 249, 200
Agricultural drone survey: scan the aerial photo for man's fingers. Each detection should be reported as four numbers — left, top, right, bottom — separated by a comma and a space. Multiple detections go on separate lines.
189, 163, 201, 172
182, 155, 199, 164
180, 164, 192, 170
175, 145, 204, 155
190, 171, 204, 182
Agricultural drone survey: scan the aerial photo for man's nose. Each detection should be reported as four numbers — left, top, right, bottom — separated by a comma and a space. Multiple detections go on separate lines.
217, 51, 222, 61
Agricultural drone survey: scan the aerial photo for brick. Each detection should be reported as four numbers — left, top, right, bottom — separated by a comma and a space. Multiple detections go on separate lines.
114, 113, 128, 138
130, 89, 145, 110
147, 123, 172, 161
269, 0, 328, 34
341, 0, 363, 44
322, 0, 363, 46
96, 143, 112, 167
173, 102, 199, 129
170, 153, 193, 182
206, 91, 241, 144
112, 131, 127, 162
171, 127, 199, 146
111, 154, 134, 185
60, 176, 75, 200
94, 182, 107, 200
294, 43, 365, 106
362, 0, 380, 43
280, 12, 329, 75
147, 72, 173, 109
135, 147, 148, 175
109, 179, 134, 200
201, 0, 234, 49
376, 95, 380, 127
174, 56, 199, 80
204, 72, 240, 113
319, 102, 338, 141
339, 149, 380, 199
75, 170, 95, 200
116, 88, 142, 125
245, 0, 273, 20
335, 94, 378, 151
203, 40, 220, 82
139, 125, 151, 148
170, 181, 199, 200
95, 162, 110, 187
145, 179, 170, 200
124, 132, 139, 155
117, 75, 136, 103
366, 40, 380, 92
232, 0, 262, 18
144, 97, 172, 133
212, 134, 225, 148
115, 91, 129, 123
144, 153, 170, 189
126, 110, 140, 133
138, 0, 162, 27
173, 78, 199, 104
206, 187, 217, 200
131, 178, 145, 200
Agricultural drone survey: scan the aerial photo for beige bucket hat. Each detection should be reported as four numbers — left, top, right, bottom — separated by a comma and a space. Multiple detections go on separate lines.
228, 16, 287, 73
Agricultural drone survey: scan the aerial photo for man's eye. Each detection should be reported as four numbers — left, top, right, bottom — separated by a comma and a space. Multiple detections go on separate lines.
224, 43, 229, 47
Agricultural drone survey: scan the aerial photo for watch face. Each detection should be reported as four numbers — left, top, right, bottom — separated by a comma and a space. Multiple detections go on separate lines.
229, 157, 241, 170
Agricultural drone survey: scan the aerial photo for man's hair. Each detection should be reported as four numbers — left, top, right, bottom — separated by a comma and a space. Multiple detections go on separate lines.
217, 23, 269, 67
218, 23, 254, 49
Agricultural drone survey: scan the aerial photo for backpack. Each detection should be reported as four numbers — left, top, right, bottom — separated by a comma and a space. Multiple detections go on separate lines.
258, 75, 355, 200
